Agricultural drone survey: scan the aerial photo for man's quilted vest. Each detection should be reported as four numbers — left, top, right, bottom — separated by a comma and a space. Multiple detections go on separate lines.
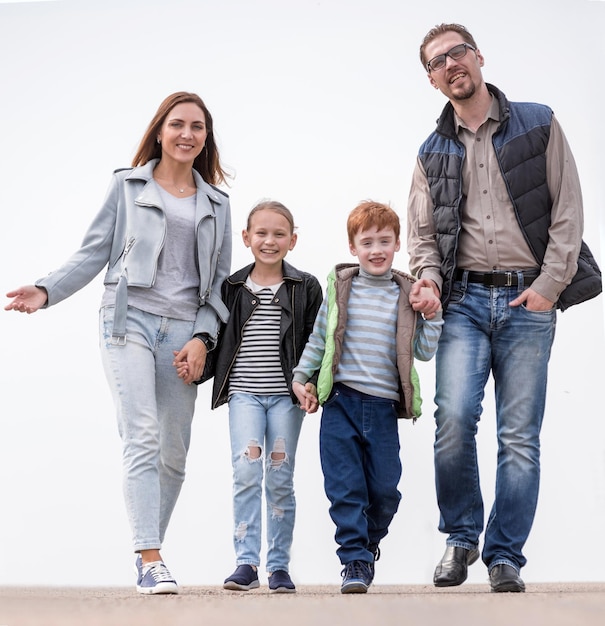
418, 83, 552, 308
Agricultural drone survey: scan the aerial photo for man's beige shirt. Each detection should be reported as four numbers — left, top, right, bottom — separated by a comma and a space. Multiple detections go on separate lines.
407, 95, 583, 304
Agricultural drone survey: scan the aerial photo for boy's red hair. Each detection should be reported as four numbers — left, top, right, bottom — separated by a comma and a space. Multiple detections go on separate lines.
347, 201, 400, 243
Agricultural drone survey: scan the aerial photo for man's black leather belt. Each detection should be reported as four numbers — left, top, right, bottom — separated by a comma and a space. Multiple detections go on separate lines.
455, 269, 538, 287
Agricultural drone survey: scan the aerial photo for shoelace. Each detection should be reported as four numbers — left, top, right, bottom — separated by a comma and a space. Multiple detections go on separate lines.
372, 546, 381, 562
342, 560, 372, 580
145, 562, 175, 583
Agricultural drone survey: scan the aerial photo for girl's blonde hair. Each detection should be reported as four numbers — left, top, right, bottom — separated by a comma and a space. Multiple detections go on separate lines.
247, 200, 296, 233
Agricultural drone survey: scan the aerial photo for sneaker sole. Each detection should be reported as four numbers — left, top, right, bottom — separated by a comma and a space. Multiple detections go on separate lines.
269, 586, 296, 593
223, 580, 260, 591
136, 583, 179, 595
341, 581, 369, 594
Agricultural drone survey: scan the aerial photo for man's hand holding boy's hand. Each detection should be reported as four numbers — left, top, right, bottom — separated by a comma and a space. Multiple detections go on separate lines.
410, 278, 442, 319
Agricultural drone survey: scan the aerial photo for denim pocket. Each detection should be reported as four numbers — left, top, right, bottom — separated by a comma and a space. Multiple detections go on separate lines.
449, 281, 467, 305
99, 306, 119, 346
322, 387, 341, 407
520, 303, 556, 317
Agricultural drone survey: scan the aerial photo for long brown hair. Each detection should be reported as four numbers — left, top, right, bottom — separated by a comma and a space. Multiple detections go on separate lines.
132, 91, 230, 186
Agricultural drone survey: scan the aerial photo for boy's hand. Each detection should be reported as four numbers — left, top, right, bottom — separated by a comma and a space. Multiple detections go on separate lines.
293, 381, 319, 414
410, 279, 441, 319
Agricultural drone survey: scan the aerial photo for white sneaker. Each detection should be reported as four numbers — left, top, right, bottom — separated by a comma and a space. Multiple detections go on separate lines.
135, 556, 178, 595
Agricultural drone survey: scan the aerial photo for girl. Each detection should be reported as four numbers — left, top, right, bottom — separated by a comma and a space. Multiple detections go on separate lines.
212, 200, 322, 592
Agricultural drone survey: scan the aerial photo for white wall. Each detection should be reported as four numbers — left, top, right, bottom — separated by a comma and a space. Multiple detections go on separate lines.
0, 0, 603, 586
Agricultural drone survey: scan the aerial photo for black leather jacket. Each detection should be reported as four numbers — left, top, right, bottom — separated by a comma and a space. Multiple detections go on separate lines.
211, 260, 323, 409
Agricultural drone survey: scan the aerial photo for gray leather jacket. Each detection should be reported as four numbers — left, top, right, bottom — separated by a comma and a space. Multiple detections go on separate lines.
36, 159, 232, 341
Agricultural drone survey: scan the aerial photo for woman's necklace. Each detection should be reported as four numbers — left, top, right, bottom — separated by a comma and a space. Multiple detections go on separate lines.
154, 174, 194, 194
169, 181, 193, 193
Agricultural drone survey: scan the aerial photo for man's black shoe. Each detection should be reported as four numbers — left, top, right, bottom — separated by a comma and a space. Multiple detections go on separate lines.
433, 545, 480, 587
489, 564, 525, 593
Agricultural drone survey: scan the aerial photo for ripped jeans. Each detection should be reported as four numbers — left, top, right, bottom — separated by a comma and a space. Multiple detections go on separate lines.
227, 393, 305, 573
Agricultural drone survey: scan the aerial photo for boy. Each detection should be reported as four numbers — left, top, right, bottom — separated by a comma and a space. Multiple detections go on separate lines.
292, 201, 443, 593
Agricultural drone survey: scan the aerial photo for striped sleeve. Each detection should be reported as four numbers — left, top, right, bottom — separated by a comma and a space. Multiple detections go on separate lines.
292, 297, 329, 384
413, 311, 443, 362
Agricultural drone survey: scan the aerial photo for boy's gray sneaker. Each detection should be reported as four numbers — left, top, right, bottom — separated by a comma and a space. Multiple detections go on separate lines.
368, 543, 381, 576
340, 560, 374, 594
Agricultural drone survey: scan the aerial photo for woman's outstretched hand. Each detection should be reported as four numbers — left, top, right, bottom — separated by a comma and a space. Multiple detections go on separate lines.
5, 285, 48, 314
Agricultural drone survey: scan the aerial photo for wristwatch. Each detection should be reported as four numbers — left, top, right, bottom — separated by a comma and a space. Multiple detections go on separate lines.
194, 333, 213, 351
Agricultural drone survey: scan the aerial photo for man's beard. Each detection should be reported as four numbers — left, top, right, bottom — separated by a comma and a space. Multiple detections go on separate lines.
451, 82, 476, 101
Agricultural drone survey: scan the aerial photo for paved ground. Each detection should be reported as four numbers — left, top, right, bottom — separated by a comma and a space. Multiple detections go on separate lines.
1, 583, 604, 626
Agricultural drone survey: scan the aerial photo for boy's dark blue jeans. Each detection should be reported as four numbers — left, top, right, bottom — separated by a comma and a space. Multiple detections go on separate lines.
319, 382, 402, 565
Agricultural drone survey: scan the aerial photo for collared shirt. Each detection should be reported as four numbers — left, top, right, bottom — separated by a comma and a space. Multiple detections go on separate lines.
407, 95, 584, 304
456, 97, 537, 272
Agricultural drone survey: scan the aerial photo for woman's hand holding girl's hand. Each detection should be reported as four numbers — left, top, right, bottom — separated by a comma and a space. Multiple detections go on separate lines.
173, 339, 207, 385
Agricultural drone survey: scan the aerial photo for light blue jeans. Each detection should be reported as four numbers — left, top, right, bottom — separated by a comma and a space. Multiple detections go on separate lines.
434, 276, 556, 572
99, 305, 197, 552
228, 393, 304, 573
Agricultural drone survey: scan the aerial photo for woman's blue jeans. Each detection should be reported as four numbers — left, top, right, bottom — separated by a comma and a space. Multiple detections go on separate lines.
227, 393, 304, 573
434, 278, 556, 571
320, 383, 402, 565
99, 306, 197, 552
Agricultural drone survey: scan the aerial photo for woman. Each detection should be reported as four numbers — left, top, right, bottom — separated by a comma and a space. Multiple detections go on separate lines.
5, 92, 232, 594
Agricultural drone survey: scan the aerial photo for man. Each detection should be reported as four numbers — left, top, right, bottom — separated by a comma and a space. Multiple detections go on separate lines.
407, 23, 588, 592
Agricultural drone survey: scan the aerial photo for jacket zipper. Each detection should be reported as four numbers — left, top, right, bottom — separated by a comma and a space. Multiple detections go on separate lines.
198, 214, 217, 304
123, 236, 135, 256
214, 288, 257, 407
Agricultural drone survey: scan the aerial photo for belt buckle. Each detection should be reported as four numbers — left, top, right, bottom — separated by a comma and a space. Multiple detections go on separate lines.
485, 272, 514, 287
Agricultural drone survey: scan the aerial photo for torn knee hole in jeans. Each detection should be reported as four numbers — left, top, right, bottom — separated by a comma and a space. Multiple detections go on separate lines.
270, 437, 287, 469
244, 440, 262, 461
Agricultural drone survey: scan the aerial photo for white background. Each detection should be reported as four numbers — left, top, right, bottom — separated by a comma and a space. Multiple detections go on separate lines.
0, 0, 603, 587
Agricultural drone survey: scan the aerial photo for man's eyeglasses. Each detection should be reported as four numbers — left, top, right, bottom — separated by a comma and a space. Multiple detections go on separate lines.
426, 43, 476, 73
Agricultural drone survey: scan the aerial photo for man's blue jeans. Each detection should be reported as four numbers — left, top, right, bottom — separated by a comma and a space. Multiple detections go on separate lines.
227, 393, 304, 573
434, 277, 556, 571
320, 383, 402, 565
